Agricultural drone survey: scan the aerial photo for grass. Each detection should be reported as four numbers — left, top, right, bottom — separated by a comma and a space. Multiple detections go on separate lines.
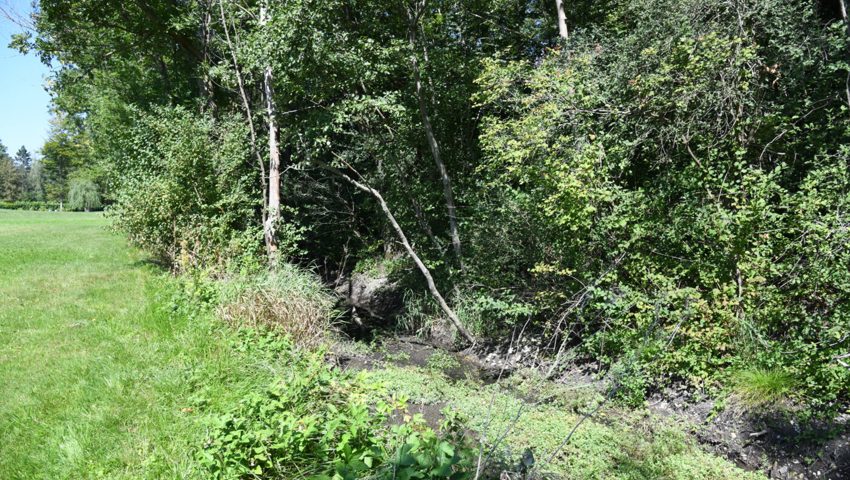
0, 210, 292, 479
731, 367, 796, 408
0, 210, 765, 479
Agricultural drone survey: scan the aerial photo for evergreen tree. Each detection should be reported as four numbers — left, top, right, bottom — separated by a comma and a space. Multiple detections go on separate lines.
0, 140, 22, 201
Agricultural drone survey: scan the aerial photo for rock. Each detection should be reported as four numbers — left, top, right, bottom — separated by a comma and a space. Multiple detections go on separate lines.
429, 316, 458, 349
335, 271, 403, 323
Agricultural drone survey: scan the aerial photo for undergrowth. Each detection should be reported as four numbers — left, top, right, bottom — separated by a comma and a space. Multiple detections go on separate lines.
731, 368, 796, 409
216, 264, 338, 349
197, 331, 477, 479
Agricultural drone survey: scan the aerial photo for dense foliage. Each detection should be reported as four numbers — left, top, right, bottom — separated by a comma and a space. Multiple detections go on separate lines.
14, 0, 850, 415
198, 331, 475, 479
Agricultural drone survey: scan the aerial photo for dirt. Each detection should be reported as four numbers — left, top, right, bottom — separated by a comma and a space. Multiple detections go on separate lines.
648, 388, 850, 479
332, 335, 502, 382
332, 334, 850, 480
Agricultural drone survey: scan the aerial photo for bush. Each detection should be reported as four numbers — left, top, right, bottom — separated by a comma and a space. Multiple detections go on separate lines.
217, 264, 338, 349
106, 106, 274, 270
473, 0, 850, 414
0, 201, 61, 211
67, 178, 102, 211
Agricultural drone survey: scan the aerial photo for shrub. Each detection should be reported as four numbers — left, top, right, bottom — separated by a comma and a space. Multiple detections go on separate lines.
473, 0, 850, 414
0, 201, 61, 211
217, 264, 338, 349
106, 106, 275, 269
67, 178, 102, 211
198, 349, 386, 479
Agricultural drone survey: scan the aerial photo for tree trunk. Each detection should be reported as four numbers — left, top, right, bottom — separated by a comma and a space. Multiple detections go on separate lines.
408, 3, 464, 272
555, 0, 568, 40
319, 161, 476, 344
260, 2, 281, 262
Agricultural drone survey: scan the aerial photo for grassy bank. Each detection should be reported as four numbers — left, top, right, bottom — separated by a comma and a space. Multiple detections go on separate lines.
0, 210, 762, 479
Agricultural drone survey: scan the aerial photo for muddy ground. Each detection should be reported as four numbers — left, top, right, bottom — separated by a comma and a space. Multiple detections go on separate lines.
331, 335, 850, 480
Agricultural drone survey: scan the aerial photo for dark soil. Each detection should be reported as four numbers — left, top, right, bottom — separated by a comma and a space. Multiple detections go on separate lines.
332, 333, 850, 480
649, 388, 850, 480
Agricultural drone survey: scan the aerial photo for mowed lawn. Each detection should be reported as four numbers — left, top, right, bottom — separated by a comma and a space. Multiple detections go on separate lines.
0, 210, 272, 479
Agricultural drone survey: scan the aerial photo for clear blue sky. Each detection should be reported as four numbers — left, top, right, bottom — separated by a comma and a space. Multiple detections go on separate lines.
0, 0, 51, 157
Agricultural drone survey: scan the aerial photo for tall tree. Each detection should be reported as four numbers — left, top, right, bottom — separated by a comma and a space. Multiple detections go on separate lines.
407, 0, 465, 271
260, 0, 282, 262
14, 146, 32, 172
40, 116, 88, 202
0, 140, 22, 201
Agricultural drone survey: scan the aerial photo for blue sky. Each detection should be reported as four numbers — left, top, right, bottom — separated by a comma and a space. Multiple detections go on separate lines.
0, 0, 51, 157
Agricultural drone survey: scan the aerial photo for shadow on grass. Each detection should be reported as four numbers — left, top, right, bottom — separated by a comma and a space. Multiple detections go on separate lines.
130, 257, 171, 272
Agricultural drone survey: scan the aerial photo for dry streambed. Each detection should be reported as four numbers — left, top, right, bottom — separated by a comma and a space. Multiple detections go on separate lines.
331, 335, 849, 479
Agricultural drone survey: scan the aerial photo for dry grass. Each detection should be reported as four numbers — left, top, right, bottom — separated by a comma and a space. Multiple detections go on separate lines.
217, 264, 338, 349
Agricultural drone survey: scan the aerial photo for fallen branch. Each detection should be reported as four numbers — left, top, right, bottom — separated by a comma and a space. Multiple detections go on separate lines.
316, 161, 475, 344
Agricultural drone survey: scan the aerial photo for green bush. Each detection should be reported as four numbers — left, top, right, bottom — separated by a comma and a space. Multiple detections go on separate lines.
473, 0, 850, 415
106, 106, 278, 270
0, 200, 61, 211
198, 335, 475, 479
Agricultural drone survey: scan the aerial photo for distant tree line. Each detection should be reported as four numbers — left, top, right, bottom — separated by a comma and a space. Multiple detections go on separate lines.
0, 141, 42, 202
0, 115, 102, 210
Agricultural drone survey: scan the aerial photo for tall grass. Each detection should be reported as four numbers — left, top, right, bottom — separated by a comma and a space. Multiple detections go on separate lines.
217, 264, 338, 349
731, 367, 796, 408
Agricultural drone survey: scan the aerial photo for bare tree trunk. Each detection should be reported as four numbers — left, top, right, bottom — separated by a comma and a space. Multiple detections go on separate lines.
218, 0, 268, 237
408, 2, 464, 272
555, 0, 568, 40
260, 1, 281, 262
320, 161, 476, 344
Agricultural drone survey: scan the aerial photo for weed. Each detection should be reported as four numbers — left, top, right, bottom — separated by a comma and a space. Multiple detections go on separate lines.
385, 350, 412, 363
427, 351, 461, 373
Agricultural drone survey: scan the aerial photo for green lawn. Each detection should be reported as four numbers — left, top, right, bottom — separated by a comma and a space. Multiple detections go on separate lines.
0, 210, 280, 479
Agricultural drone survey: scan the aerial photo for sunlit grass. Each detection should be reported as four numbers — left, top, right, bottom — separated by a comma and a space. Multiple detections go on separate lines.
0, 210, 287, 479
732, 367, 796, 408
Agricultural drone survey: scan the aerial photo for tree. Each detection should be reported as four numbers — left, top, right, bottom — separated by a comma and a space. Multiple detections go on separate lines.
555, 0, 568, 39
407, 0, 465, 271
40, 115, 88, 202
27, 160, 45, 201
0, 141, 22, 201
260, 0, 283, 263
13, 147, 35, 199
67, 178, 102, 211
